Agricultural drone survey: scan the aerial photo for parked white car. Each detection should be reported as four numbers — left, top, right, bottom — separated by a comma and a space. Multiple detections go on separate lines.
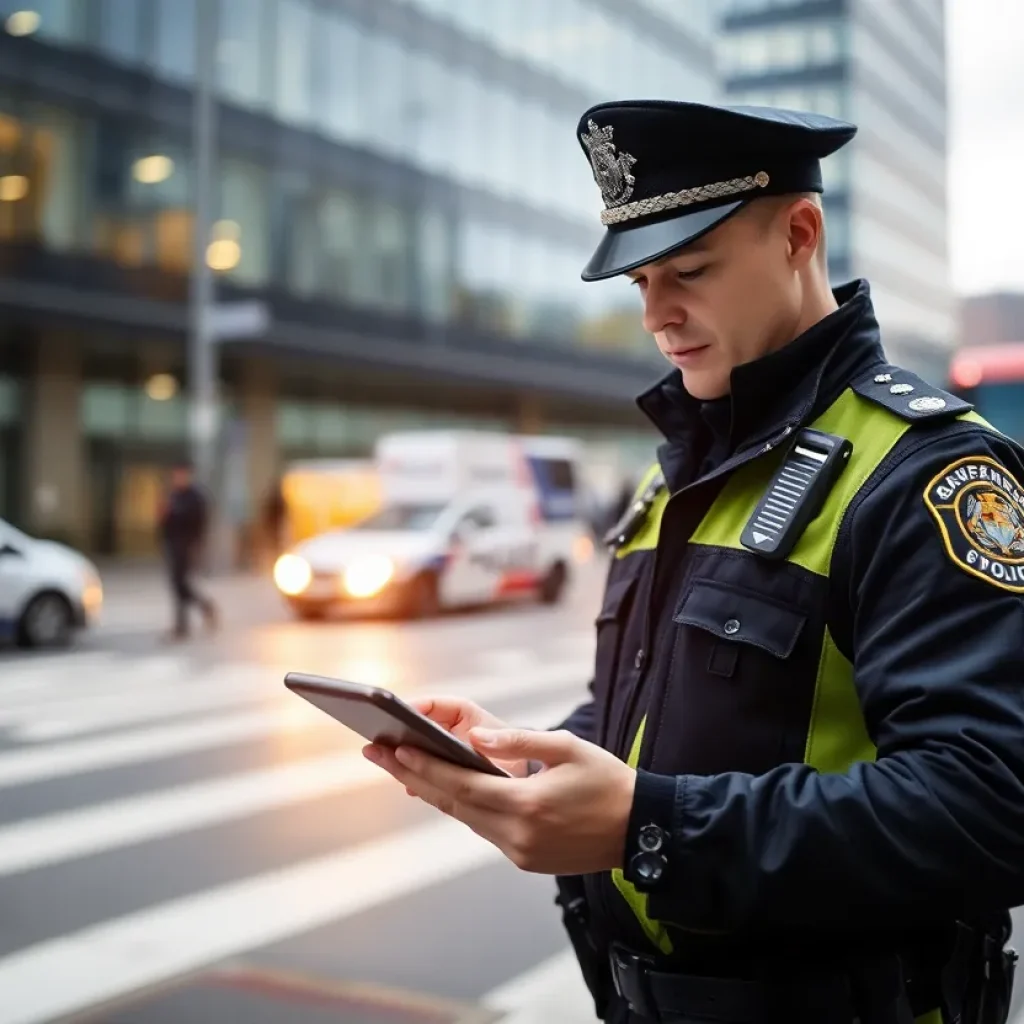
0, 518, 103, 648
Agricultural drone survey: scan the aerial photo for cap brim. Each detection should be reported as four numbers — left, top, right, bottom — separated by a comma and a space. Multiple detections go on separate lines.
581, 200, 747, 282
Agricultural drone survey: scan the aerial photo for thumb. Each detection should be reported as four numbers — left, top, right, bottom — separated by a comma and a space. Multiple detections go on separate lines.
470, 727, 577, 765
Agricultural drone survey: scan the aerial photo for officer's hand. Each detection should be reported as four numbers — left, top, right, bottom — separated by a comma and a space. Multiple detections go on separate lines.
363, 727, 636, 875
406, 696, 529, 778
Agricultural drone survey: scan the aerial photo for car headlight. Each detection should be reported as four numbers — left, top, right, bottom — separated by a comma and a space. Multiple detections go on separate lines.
81, 564, 103, 613
274, 554, 313, 596
343, 555, 394, 599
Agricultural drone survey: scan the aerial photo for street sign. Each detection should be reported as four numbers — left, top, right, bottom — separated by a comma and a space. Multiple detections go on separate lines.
208, 300, 270, 340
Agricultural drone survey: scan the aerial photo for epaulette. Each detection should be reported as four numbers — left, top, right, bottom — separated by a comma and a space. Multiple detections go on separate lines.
850, 365, 972, 422
603, 469, 666, 550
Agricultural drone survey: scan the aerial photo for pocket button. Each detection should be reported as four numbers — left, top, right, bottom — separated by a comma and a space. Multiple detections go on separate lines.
723, 618, 741, 635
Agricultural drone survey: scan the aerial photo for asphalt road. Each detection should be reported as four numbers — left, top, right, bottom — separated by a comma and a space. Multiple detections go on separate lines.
0, 563, 1021, 1023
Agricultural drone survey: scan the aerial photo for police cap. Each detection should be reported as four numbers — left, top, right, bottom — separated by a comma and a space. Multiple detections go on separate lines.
576, 100, 857, 282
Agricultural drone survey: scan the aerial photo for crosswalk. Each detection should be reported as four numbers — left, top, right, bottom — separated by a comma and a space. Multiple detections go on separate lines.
0, 632, 599, 1024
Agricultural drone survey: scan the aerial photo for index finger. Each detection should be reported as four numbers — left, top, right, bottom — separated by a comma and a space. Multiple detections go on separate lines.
408, 695, 479, 732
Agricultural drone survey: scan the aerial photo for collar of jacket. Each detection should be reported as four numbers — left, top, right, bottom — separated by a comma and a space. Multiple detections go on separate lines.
636, 279, 885, 459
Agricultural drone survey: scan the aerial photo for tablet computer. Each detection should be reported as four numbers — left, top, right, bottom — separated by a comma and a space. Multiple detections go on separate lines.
283, 672, 511, 777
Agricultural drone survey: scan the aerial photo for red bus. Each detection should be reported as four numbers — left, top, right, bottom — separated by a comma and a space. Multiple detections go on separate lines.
948, 343, 1024, 442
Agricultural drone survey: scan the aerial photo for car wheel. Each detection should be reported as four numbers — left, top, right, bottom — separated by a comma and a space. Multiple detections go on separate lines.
18, 592, 75, 648
538, 562, 568, 605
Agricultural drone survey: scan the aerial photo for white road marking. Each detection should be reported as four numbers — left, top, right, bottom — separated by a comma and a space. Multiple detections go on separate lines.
0, 750, 383, 878
0, 819, 503, 1024
4, 658, 589, 745
482, 949, 594, 1024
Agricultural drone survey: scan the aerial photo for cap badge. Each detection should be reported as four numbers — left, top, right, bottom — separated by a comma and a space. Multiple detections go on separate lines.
581, 119, 637, 208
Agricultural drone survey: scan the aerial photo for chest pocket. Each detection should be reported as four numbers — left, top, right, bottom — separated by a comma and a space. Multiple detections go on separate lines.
668, 578, 814, 775
593, 570, 642, 750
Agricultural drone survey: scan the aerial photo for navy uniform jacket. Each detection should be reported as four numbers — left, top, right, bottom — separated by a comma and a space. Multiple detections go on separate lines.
559, 280, 1024, 969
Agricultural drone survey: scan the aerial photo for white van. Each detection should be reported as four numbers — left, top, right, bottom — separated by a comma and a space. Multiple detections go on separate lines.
0, 518, 104, 648
273, 430, 591, 620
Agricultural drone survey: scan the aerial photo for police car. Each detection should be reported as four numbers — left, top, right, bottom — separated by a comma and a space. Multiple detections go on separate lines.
273, 430, 593, 620
0, 518, 104, 648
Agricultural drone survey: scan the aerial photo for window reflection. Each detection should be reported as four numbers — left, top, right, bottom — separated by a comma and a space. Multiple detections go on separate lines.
98, 0, 144, 65
218, 159, 269, 285
319, 12, 365, 145
154, 0, 197, 82
219, 0, 270, 108
274, 0, 314, 125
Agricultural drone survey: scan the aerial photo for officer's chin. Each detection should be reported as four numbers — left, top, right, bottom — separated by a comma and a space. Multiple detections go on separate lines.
678, 368, 730, 402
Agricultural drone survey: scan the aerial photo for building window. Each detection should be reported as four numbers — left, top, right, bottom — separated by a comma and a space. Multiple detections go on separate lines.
273, 0, 314, 125
318, 11, 365, 143
98, 0, 144, 64
218, 0, 270, 108
415, 206, 454, 324
0, 106, 87, 251
363, 31, 409, 159
364, 198, 412, 313
721, 20, 846, 77
318, 188, 362, 303
217, 159, 269, 285
81, 383, 134, 437
154, 0, 197, 82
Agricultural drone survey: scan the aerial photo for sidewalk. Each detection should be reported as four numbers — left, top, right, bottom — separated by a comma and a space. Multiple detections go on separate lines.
92, 561, 280, 634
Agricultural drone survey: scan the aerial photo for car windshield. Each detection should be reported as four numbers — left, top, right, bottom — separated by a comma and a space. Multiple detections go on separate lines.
352, 504, 445, 531
0, 518, 30, 547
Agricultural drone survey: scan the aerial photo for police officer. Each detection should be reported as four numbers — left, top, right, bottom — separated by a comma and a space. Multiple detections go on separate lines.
363, 101, 1023, 1023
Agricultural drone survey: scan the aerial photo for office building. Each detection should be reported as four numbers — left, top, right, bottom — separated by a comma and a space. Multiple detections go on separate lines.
719, 0, 953, 381
0, 0, 718, 555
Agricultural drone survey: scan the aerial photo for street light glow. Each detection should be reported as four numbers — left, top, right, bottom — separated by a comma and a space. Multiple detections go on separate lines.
5, 10, 40, 36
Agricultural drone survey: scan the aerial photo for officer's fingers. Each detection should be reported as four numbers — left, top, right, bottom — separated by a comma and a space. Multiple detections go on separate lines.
408, 696, 489, 734
469, 727, 579, 767
393, 746, 513, 810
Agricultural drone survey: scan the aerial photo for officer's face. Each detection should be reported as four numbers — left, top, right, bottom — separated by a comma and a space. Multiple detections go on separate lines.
626, 198, 823, 400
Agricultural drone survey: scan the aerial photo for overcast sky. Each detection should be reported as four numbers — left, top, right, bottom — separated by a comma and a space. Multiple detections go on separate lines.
947, 0, 1023, 295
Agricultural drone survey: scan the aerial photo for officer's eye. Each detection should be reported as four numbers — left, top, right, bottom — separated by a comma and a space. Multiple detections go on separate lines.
676, 267, 706, 282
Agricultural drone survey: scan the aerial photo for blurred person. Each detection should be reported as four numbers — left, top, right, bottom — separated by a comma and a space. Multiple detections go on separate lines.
363, 100, 1024, 1024
159, 460, 218, 641
262, 476, 287, 560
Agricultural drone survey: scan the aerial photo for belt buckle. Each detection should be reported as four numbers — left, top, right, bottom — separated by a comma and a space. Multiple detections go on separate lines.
609, 945, 660, 1022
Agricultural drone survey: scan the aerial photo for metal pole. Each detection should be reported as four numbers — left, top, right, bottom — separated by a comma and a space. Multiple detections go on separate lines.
188, 0, 218, 491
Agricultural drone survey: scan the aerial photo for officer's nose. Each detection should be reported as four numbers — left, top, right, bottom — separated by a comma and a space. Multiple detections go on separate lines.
641, 278, 686, 336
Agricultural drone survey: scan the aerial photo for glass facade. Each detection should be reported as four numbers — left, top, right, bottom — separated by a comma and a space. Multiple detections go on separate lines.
0, 0, 722, 360
720, 1, 953, 373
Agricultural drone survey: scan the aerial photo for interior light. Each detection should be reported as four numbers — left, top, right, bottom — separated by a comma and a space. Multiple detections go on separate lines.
0, 175, 29, 202
5, 10, 40, 36
145, 373, 178, 401
132, 155, 174, 185
206, 238, 241, 271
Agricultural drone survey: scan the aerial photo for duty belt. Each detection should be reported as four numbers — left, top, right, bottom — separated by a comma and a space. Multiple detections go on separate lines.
608, 944, 921, 1024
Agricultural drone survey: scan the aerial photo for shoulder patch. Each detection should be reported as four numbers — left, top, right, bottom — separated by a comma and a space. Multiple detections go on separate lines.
851, 365, 972, 422
924, 456, 1024, 592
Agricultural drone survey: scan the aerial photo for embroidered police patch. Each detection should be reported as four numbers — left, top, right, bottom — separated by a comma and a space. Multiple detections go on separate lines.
924, 456, 1024, 591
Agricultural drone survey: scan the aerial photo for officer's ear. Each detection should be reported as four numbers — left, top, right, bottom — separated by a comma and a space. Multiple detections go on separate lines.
785, 196, 825, 271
